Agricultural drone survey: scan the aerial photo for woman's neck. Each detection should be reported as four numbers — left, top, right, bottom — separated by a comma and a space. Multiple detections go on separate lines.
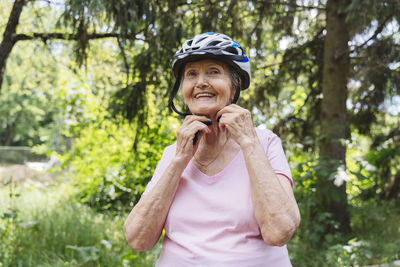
195, 123, 229, 158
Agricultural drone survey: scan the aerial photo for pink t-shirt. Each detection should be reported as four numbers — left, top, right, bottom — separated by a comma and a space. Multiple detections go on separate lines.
144, 128, 293, 267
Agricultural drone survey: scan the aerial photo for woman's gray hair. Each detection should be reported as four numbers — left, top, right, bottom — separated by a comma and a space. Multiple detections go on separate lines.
230, 67, 242, 103
230, 68, 242, 91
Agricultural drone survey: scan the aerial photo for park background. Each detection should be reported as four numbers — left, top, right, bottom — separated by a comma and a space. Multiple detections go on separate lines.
0, 0, 399, 266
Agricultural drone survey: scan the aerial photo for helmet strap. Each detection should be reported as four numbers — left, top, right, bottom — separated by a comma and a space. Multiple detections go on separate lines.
231, 87, 240, 104
169, 76, 191, 117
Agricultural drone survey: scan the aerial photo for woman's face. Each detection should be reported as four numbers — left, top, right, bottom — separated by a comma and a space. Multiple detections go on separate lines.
182, 59, 234, 118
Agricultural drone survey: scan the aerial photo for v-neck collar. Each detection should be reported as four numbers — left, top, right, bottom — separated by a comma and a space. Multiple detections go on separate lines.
187, 149, 243, 183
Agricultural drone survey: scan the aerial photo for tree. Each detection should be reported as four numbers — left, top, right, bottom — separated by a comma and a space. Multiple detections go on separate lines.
319, 0, 351, 234
242, 0, 400, 239
0, 0, 134, 93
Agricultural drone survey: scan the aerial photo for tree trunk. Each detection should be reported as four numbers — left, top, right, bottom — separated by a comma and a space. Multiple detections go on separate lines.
4, 123, 13, 146
0, 0, 28, 93
319, 0, 351, 234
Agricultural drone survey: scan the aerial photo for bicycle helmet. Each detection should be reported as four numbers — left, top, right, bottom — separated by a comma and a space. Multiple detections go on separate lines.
169, 32, 251, 116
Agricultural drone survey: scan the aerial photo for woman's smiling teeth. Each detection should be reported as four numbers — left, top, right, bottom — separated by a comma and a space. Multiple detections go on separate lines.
195, 92, 215, 99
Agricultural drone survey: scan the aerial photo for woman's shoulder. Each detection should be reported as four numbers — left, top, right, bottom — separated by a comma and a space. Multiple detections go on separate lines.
165, 141, 177, 152
255, 127, 279, 141
160, 141, 177, 160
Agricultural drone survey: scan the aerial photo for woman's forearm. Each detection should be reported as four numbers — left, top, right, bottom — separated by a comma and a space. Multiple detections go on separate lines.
124, 158, 186, 251
241, 138, 301, 247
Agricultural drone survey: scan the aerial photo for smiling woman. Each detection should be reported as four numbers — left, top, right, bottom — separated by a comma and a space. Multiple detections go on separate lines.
123, 32, 300, 267
182, 60, 234, 117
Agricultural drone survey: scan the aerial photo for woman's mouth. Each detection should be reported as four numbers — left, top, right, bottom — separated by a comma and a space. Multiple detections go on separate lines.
195, 92, 215, 99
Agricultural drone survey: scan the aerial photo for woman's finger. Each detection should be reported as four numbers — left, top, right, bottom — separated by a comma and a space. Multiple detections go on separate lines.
176, 120, 211, 154
183, 115, 211, 126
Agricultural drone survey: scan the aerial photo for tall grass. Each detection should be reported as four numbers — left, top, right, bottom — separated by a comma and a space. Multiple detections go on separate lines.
0, 180, 160, 267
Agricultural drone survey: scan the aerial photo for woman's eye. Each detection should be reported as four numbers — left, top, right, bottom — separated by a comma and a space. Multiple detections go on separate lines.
186, 71, 197, 77
209, 69, 220, 75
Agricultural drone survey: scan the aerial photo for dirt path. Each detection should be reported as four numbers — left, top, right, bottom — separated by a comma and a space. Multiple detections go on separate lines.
0, 164, 53, 185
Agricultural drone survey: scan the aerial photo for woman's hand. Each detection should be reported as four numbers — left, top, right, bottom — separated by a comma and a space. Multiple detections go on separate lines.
216, 104, 258, 148
175, 115, 211, 165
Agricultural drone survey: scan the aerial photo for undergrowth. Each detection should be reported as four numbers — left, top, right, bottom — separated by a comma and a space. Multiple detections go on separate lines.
0, 179, 160, 267
288, 200, 400, 267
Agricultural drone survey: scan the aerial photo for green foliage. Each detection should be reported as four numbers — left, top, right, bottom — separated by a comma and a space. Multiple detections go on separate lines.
61, 86, 178, 212
0, 41, 60, 147
0, 179, 21, 265
0, 181, 160, 267
288, 158, 400, 266
0, 1, 70, 150
290, 155, 344, 247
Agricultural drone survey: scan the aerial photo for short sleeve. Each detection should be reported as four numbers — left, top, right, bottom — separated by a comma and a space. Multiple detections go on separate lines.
256, 128, 293, 187
143, 143, 176, 195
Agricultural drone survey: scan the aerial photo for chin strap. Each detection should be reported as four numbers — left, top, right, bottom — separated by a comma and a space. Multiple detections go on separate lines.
169, 75, 191, 117
231, 87, 240, 104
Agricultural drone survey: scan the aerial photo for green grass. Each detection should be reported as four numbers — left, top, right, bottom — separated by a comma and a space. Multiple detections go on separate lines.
0, 179, 160, 267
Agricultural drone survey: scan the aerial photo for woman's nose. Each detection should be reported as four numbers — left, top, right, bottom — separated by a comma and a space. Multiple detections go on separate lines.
195, 73, 209, 88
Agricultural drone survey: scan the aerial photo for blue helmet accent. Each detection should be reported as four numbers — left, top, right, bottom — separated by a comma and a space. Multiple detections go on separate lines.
238, 56, 249, 63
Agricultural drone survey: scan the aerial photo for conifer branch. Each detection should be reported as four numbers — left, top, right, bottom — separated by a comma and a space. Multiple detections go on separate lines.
351, 12, 396, 52
13, 32, 145, 42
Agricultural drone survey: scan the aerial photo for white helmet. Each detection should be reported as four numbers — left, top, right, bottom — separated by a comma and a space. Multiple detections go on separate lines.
172, 32, 251, 90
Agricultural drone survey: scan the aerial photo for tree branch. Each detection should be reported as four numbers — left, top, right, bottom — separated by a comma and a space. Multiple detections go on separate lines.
12, 32, 142, 42
117, 37, 131, 84
261, 28, 325, 69
253, 0, 326, 11
31, 0, 65, 6
0, 0, 29, 93
350, 12, 396, 52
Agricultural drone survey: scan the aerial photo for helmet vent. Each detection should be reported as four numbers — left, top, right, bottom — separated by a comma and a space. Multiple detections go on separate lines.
196, 37, 207, 43
224, 46, 237, 54
220, 41, 231, 47
208, 40, 222, 46
187, 40, 193, 46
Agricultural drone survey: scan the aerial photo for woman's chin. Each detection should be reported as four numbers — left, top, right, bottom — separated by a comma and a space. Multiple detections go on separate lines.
191, 108, 219, 118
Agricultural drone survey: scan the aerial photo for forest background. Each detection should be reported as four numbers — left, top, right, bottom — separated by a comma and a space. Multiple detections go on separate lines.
0, 0, 399, 266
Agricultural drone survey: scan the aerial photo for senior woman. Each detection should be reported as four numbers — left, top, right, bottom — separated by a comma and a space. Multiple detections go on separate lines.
124, 32, 300, 266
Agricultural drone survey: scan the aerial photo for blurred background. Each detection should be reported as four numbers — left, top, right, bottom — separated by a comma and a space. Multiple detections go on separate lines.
0, 0, 399, 266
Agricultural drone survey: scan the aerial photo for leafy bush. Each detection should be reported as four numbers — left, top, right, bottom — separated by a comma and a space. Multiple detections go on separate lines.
288, 155, 400, 266
61, 89, 178, 212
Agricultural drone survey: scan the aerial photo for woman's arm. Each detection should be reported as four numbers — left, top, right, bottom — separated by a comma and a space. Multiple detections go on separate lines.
241, 138, 300, 246
123, 158, 186, 251
124, 115, 211, 251
217, 105, 301, 246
